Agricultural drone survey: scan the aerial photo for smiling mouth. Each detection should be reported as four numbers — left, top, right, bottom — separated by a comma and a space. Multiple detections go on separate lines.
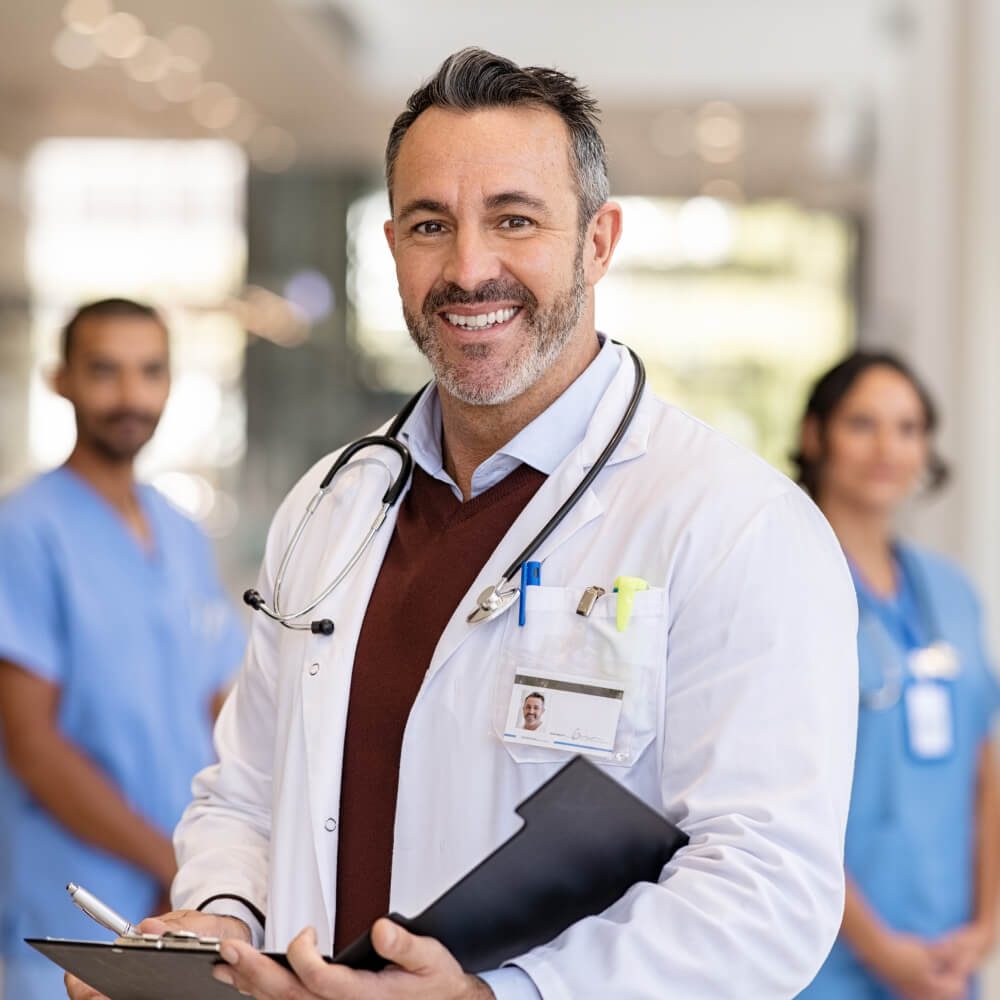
442, 306, 520, 331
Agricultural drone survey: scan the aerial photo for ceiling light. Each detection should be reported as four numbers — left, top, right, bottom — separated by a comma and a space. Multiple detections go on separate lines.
694, 102, 745, 164
192, 83, 242, 130
95, 11, 146, 59
52, 27, 100, 70
124, 36, 171, 82
62, 0, 113, 34
156, 56, 202, 102
225, 104, 258, 144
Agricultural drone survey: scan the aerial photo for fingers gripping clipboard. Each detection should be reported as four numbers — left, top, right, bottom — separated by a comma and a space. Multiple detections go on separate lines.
29, 756, 688, 995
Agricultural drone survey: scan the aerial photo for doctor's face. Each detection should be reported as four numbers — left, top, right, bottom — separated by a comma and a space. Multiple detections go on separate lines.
815, 366, 930, 514
384, 106, 603, 407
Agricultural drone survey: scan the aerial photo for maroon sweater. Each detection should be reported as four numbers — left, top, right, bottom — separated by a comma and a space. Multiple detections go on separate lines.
333, 462, 547, 952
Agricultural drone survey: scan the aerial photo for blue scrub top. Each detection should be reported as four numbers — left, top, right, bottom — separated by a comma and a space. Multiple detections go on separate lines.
0, 467, 246, 964
800, 543, 1000, 1000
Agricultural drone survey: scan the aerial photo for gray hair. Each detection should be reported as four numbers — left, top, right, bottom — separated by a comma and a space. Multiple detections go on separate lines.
385, 47, 609, 231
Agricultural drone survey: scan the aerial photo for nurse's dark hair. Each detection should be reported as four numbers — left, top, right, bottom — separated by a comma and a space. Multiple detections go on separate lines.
524, 691, 545, 704
61, 298, 166, 363
791, 350, 950, 499
385, 47, 609, 230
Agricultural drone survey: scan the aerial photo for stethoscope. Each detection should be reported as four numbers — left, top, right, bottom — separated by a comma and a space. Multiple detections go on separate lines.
855, 550, 956, 711
244, 345, 646, 636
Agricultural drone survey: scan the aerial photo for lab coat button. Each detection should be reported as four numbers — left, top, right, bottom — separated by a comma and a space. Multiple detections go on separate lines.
324, 818, 337, 832
308, 662, 320, 676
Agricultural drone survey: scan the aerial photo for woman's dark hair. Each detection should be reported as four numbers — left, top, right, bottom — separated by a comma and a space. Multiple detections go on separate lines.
791, 350, 950, 499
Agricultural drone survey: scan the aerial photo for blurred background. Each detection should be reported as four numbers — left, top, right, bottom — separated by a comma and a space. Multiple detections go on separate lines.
0, 0, 998, 984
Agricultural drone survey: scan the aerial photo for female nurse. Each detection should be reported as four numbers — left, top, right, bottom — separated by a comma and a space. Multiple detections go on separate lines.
795, 351, 1000, 1000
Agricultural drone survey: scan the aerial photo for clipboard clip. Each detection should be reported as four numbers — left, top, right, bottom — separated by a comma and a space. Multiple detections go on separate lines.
114, 930, 222, 952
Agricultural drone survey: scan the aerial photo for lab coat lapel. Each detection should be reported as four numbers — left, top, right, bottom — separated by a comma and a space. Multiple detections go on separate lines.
296, 455, 410, 922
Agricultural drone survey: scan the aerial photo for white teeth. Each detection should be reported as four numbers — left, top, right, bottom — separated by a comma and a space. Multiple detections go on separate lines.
444, 307, 518, 329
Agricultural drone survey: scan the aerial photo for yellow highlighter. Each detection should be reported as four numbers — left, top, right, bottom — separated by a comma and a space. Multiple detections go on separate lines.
613, 576, 648, 632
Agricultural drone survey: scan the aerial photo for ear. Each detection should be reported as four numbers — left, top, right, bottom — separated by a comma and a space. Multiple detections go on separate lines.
51, 364, 71, 402
383, 219, 397, 260
799, 414, 822, 461
582, 201, 623, 287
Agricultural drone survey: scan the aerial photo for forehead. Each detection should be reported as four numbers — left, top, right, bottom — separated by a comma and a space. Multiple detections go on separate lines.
392, 105, 576, 211
845, 367, 923, 408
71, 315, 168, 360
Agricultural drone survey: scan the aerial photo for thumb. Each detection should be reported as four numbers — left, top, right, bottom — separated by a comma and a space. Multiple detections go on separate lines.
370, 918, 435, 974
136, 916, 170, 935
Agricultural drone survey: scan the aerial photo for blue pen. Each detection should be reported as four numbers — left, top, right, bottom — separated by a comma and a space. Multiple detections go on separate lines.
518, 561, 541, 626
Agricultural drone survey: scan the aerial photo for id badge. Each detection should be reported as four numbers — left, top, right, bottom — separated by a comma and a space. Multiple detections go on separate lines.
903, 681, 954, 760
502, 669, 625, 760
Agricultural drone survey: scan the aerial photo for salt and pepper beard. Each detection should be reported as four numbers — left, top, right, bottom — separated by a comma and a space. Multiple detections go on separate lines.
403, 245, 586, 407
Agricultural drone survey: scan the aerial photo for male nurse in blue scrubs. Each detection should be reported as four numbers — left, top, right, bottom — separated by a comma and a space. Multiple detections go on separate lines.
0, 299, 246, 999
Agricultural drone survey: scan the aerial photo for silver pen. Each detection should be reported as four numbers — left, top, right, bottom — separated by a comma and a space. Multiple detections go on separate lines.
67, 882, 142, 938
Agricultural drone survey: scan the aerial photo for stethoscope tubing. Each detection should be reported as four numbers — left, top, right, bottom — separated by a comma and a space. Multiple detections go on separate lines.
245, 344, 645, 632
855, 549, 947, 710
479, 347, 646, 602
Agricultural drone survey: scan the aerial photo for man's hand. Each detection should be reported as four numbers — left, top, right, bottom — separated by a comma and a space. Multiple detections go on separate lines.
64, 910, 252, 999
211, 918, 494, 999
872, 931, 968, 1000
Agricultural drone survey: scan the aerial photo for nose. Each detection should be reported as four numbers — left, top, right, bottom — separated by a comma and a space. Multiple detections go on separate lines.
872, 424, 897, 459
115, 367, 161, 413
441, 225, 502, 291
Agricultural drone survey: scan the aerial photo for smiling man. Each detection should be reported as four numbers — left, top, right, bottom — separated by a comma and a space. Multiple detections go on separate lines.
67, 50, 858, 1000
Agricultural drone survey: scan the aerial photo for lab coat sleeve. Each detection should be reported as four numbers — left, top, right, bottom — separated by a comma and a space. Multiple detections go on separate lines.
512, 489, 859, 1000
170, 497, 289, 920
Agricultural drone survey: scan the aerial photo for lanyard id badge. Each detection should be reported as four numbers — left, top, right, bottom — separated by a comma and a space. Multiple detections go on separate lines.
903, 680, 955, 760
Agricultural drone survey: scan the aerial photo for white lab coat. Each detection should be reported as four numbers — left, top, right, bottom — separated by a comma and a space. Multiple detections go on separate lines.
174, 345, 858, 999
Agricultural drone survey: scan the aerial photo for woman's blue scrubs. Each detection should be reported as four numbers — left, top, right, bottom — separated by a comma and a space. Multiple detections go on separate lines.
799, 543, 999, 999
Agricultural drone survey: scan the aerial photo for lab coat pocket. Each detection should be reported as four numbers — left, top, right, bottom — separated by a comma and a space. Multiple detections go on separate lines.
492, 585, 666, 767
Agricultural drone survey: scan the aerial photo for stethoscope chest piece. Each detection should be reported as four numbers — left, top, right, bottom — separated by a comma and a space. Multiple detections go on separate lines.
466, 584, 520, 624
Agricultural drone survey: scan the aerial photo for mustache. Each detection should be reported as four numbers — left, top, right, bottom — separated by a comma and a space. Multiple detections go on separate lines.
101, 409, 158, 426
422, 279, 538, 315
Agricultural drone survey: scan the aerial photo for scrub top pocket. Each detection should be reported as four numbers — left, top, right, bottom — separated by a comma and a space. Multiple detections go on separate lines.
492, 584, 666, 766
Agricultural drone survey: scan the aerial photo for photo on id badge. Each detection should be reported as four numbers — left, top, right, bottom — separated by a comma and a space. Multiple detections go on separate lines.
503, 671, 625, 758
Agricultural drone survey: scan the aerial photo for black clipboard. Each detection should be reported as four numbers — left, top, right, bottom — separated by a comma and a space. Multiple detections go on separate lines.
30, 756, 686, 994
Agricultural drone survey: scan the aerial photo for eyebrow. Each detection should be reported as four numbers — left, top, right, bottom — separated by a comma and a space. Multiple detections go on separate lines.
484, 191, 549, 214
396, 198, 450, 221
396, 191, 551, 222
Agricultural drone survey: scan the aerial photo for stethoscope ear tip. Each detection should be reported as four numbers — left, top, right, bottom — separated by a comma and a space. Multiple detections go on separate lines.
243, 589, 264, 610
311, 619, 335, 635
